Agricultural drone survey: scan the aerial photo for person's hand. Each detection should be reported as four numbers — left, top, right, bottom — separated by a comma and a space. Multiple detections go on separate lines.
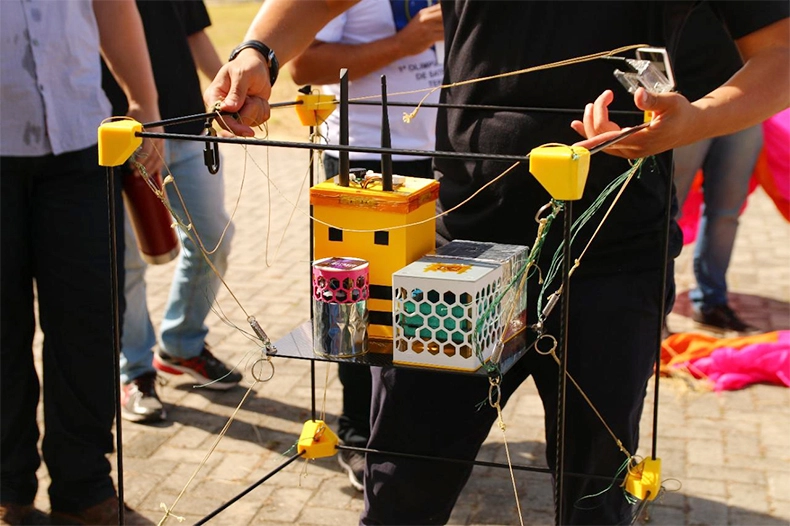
127, 103, 164, 176
395, 4, 444, 56
571, 88, 699, 159
203, 48, 273, 137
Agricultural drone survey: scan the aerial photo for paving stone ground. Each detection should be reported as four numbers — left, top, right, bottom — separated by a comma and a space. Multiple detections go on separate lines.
31, 135, 789, 525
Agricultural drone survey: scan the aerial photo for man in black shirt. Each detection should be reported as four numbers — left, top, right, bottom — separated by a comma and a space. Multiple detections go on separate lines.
206, 1, 789, 523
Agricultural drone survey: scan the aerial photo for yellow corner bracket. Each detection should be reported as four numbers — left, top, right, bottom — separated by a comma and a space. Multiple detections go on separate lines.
295, 93, 336, 127
625, 457, 661, 501
98, 119, 142, 167
297, 420, 339, 460
528, 144, 590, 201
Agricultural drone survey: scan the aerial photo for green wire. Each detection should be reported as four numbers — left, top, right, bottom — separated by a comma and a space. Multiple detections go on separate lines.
472, 202, 562, 374
538, 161, 646, 315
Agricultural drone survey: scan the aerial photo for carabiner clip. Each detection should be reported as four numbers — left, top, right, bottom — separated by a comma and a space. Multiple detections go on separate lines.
203, 120, 220, 174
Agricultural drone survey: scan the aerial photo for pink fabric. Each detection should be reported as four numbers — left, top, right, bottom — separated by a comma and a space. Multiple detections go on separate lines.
678, 171, 703, 244
756, 109, 790, 222
684, 331, 790, 391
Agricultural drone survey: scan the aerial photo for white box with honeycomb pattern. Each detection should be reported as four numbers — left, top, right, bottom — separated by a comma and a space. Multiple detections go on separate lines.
392, 240, 529, 371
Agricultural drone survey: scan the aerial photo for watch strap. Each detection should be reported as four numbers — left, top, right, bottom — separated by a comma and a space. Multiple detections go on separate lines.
228, 40, 279, 86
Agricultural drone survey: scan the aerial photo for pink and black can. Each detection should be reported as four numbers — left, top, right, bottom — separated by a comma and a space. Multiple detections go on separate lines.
312, 257, 369, 357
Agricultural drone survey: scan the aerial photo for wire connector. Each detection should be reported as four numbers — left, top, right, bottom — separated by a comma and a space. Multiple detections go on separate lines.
248, 316, 276, 355
98, 118, 142, 167
625, 457, 662, 501
297, 420, 339, 459
529, 145, 590, 201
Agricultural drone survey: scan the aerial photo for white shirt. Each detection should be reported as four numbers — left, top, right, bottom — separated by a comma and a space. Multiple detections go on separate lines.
1, 0, 112, 156
316, 0, 443, 161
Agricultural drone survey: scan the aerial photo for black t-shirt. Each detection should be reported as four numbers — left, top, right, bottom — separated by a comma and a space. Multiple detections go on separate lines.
674, 4, 743, 102
102, 0, 211, 135
436, 1, 787, 276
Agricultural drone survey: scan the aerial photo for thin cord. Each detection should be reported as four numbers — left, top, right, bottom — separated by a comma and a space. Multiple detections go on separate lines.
489, 378, 526, 526
158, 380, 260, 526
534, 341, 631, 459
301, 44, 649, 124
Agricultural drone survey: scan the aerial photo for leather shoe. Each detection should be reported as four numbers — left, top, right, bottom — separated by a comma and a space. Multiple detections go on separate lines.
692, 303, 758, 333
0, 503, 49, 525
50, 498, 152, 526
49, 496, 118, 525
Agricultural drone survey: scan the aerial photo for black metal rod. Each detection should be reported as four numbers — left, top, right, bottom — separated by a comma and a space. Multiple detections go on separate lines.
145, 111, 235, 128
339, 445, 621, 483
139, 99, 642, 130
347, 99, 642, 116
588, 121, 651, 155
629, 493, 652, 525
143, 101, 303, 129
106, 166, 124, 525
308, 120, 318, 424
338, 69, 350, 186
194, 451, 306, 525
652, 152, 674, 460
140, 131, 530, 163
380, 75, 393, 191
139, 123, 645, 164
342, 444, 551, 474
310, 362, 316, 423
555, 200, 573, 526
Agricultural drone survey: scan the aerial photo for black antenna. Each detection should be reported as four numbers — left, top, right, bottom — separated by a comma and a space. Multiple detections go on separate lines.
338, 69, 350, 187
380, 75, 393, 191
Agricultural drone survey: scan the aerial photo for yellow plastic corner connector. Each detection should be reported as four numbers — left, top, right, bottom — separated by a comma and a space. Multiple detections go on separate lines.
98, 119, 142, 167
297, 420, 339, 459
528, 144, 590, 201
625, 457, 661, 501
295, 93, 336, 126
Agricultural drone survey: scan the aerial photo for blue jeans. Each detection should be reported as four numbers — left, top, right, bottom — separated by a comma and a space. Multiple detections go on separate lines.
121, 139, 234, 383
673, 125, 762, 310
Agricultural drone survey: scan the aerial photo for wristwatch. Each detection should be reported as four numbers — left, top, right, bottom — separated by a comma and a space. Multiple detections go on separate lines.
228, 40, 279, 87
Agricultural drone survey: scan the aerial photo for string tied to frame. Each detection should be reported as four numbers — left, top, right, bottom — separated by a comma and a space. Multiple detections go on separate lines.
488, 373, 526, 526
158, 503, 185, 525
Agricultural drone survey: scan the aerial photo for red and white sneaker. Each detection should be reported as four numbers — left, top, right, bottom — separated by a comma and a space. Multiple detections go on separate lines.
153, 345, 242, 390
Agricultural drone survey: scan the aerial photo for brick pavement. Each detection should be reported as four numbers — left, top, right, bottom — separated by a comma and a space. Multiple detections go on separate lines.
32, 135, 790, 525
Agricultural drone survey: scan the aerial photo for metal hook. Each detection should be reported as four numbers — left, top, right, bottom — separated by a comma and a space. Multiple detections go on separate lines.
251, 357, 275, 382
488, 375, 502, 408
534, 201, 556, 223
203, 120, 220, 174
534, 334, 558, 356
